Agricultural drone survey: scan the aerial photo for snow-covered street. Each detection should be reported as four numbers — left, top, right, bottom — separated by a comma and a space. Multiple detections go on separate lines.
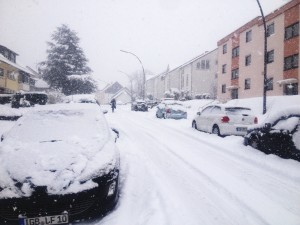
94, 105, 300, 225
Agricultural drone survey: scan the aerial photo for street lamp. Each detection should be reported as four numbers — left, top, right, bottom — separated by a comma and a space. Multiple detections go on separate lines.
118, 70, 133, 102
120, 50, 146, 100
256, 0, 268, 114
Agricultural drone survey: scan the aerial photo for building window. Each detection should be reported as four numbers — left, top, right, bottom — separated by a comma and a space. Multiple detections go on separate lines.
231, 68, 239, 79
205, 60, 210, 69
246, 30, 252, 42
232, 47, 239, 58
7, 71, 17, 80
267, 50, 274, 63
266, 77, 273, 91
267, 23, 275, 37
284, 54, 299, 70
245, 78, 251, 90
0, 68, 4, 77
201, 60, 205, 69
223, 44, 227, 54
222, 84, 226, 93
245, 55, 251, 66
222, 64, 227, 74
284, 83, 298, 95
285, 22, 299, 40
231, 89, 238, 99
196, 62, 201, 69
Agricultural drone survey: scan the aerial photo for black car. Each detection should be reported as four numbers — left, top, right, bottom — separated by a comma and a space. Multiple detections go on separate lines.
244, 108, 300, 161
11, 92, 48, 108
0, 103, 120, 225
131, 99, 148, 111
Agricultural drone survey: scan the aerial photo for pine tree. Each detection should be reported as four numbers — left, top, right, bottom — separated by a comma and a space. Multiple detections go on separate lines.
39, 24, 97, 95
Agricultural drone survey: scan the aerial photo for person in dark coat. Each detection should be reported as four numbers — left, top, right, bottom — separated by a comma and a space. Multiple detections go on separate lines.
110, 98, 116, 112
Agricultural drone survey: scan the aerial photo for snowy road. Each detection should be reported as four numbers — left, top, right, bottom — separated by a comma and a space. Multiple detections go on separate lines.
94, 105, 300, 225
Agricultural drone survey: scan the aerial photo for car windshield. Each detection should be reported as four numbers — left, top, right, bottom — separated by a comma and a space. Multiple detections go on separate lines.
273, 116, 300, 132
5, 104, 109, 143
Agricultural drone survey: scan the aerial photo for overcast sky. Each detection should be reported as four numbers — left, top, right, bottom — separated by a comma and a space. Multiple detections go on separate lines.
0, 0, 289, 89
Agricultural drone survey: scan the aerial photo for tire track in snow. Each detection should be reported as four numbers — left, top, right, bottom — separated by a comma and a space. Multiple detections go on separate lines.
116, 115, 270, 225
122, 111, 300, 225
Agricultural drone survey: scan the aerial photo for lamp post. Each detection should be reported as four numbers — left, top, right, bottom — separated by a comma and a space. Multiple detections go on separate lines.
256, 0, 267, 114
118, 70, 133, 102
120, 50, 146, 100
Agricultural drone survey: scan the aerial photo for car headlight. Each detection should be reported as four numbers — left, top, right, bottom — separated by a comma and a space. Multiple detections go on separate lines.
107, 180, 117, 197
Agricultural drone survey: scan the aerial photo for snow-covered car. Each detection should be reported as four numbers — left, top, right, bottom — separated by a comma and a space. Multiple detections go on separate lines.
64, 94, 99, 104
244, 106, 300, 161
0, 103, 120, 224
156, 101, 187, 119
192, 104, 257, 136
11, 92, 48, 108
131, 99, 148, 111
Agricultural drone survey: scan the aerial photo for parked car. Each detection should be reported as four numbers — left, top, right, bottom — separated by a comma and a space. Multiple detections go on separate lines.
11, 92, 48, 108
192, 104, 257, 136
131, 99, 148, 111
156, 100, 187, 119
244, 107, 300, 161
0, 103, 120, 224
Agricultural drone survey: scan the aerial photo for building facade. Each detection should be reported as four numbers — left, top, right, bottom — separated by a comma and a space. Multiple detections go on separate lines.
0, 45, 38, 94
146, 49, 218, 100
217, 0, 299, 102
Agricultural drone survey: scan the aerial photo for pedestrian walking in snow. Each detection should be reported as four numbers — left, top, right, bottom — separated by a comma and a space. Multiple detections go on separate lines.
111, 98, 116, 113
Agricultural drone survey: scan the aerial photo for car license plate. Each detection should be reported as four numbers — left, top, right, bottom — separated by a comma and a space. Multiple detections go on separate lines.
236, 127, 247, 132
19, 214, 69, 225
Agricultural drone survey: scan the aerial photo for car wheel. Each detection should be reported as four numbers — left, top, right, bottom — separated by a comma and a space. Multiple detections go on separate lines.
249, 138, 259, 149
248, 134, 260, 149
192, 121, 197, 130
212, 125, 221, 136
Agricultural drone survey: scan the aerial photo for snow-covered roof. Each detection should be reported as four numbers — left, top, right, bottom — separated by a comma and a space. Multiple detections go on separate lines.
0, 54, 33, 75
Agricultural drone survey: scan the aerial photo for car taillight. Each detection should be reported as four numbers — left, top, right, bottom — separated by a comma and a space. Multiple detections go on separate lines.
254, 117, 258, 124
166, 109, 171, 113
221, 116, 230, 123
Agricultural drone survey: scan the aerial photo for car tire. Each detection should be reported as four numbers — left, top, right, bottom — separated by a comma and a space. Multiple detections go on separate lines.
192, 121, 197, 130
249, 137, 259, 149
212, 125, 221, 136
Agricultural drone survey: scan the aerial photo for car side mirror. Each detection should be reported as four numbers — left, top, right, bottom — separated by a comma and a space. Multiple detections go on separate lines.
197, 112, 201, 116
111, 128, 119, 142
1, 135, 4, 142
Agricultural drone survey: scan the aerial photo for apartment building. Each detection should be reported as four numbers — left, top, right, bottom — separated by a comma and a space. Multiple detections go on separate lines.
0, 45, 37, 94
146, 49, 218, 100
217, 0, 299, 101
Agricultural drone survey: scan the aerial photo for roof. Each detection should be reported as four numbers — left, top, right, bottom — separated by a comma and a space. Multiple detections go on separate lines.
112, 88, 131, 99
0, 54, 33, 75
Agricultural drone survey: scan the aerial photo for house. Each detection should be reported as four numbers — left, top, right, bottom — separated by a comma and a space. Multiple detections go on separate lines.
217, 0, 299, 101
146, 49, 218, 100
96, 82, 131, 104
0, 45, 38, 94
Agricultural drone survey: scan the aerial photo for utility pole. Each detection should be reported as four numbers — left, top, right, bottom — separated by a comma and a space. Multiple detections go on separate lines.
256, 0, 268, 114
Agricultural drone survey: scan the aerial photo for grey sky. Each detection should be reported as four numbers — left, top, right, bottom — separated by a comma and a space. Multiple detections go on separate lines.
0, 0, 289, 88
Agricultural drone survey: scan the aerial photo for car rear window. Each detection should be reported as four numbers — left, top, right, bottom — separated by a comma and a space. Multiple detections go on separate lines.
225, 107, 252, 116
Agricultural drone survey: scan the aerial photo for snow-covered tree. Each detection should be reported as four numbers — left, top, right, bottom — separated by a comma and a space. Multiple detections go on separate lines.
39, 24, 97, 95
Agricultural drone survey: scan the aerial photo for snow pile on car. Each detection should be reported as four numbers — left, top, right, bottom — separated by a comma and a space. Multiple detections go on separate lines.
0, 103, 119, 198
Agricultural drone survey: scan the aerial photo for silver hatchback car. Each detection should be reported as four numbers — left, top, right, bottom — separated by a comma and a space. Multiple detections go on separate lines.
192, 104, 257, 136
